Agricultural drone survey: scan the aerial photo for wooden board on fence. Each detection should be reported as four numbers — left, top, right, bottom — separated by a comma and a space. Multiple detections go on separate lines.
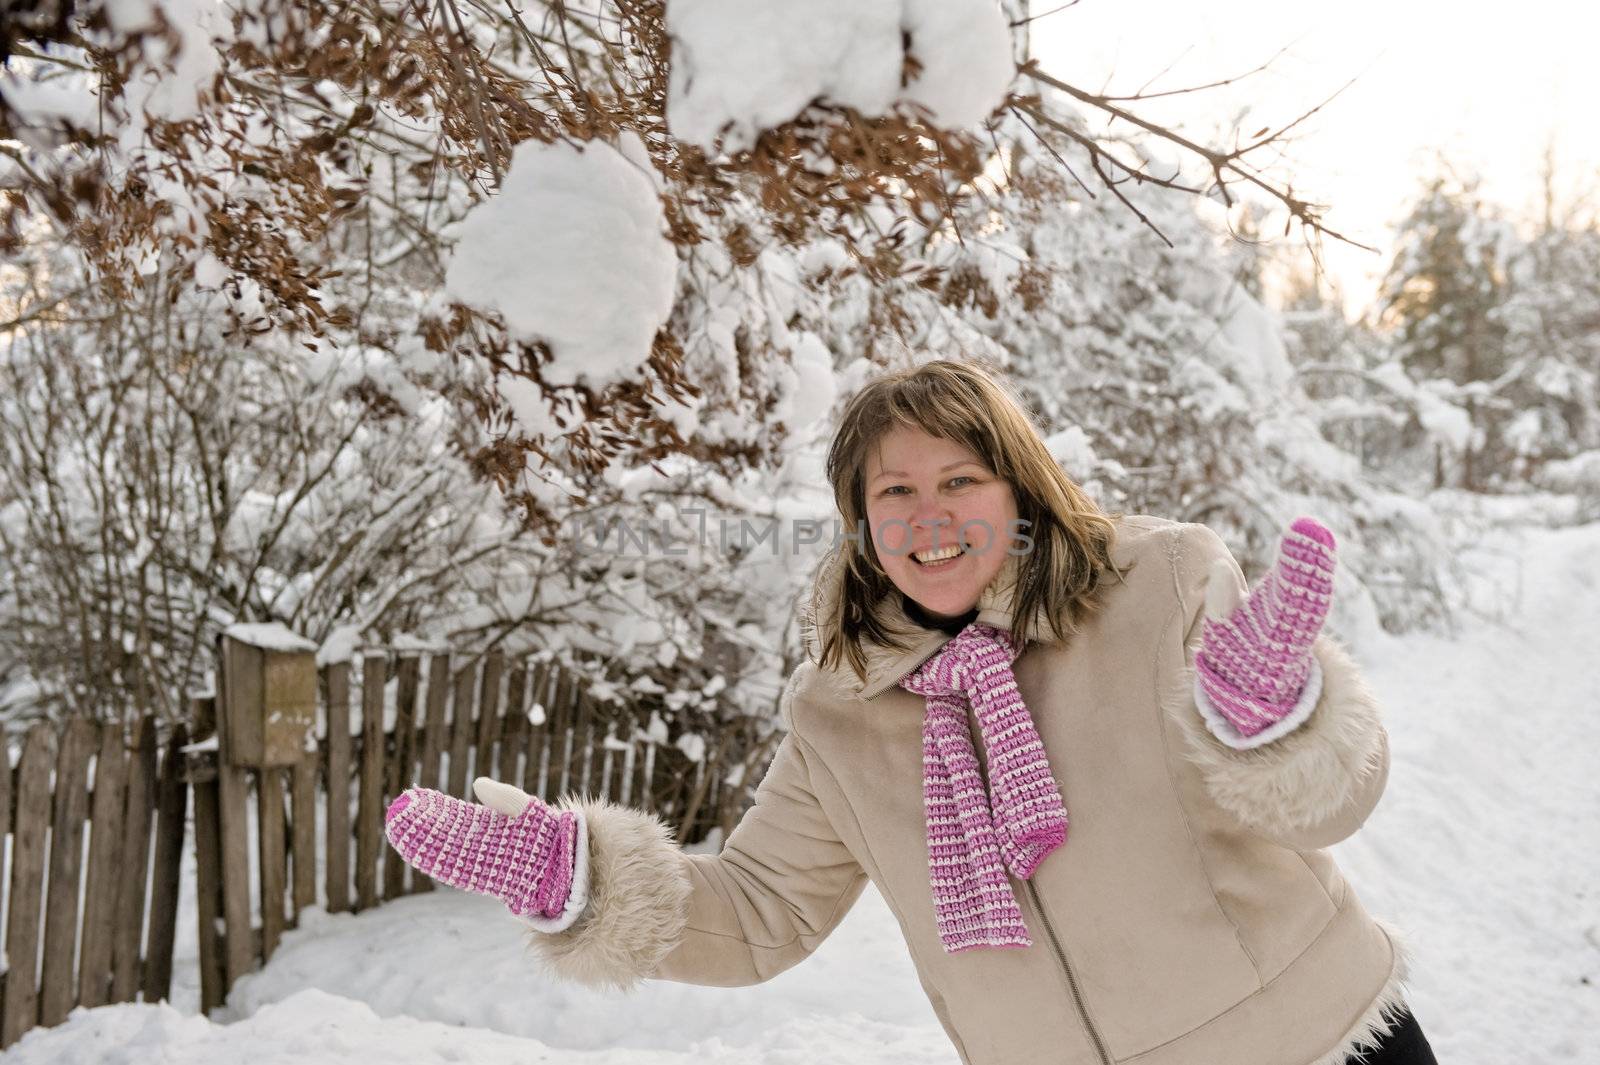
188, 694, 226, 1013
214, 631, 259, 988
597, 716, 615, 803
258, 767, 287, 960
417, 653, 450, 793
547, 667, 573, 799
446, 660, 476, 800
605, 706, 636, 804
216, 755, 256, 989
392, 655, 421, 796
323, 663, 352, 914
2, 724, 54, 1047
640, 723, 658, 814
471, 652, 504, 796
522, 661, 550, 798
0, 728, 9, 1018
498, 663, 527, 786
384, 655, 421, 900
355, 654, 387, 911
39, 716, 95, 1027
143, 724, 189, 1004
191, 754, 225, 1011
410, 654, 450, 896
76, 721, 129, 1008
616, 711, 635, 803
633, 708, 651, 808
290, 754, 317, 920
111, 716, 158, 1003
616, 707, 637, 806
571, 679, 594, 797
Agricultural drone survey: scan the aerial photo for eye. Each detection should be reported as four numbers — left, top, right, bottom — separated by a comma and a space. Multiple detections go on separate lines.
880, 485, 908, 496
949, 476, 977, 487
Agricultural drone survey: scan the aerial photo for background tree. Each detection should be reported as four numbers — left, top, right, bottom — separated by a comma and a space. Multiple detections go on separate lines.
0, 1, 1459, 734
1376, 171, 1515, 490
1491, 165, 1600, 484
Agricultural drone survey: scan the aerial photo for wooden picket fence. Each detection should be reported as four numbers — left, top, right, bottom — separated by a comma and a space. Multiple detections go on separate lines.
0, 715, 190, 1048
0, 636, 769, 1046
184, 640, 773, 1013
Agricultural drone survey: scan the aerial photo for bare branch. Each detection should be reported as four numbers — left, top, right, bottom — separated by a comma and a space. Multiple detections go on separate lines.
1019, 61, 1379, 253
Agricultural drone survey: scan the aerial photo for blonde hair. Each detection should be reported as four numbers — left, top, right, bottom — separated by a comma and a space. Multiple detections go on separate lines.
820, 358, 1134, 681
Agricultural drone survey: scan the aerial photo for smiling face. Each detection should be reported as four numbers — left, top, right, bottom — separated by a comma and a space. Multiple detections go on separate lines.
862, 425, 1021, 620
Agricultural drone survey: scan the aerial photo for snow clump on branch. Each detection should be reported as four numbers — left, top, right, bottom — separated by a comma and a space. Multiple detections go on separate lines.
443, 133, 679, 428
665, 0, 1015, 153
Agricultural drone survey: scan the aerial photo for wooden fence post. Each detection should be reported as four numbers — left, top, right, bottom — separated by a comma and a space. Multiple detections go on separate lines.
573, 686, 595, 797
323, 662, 352, 914
188, 694, 226, 1014
471, 652, 504, 797
446, 659, 476, 799
410, 654, 451, 895
216, 753, 253, 990
38, 718, 95, 1027
522, 661, 551, 797
417, 653, 450, 794
110, 717, 158, 1004
143, 723, 189, 1003
188, 694, 227, 1010
289, 752, 317, 923
498, 662, 528, 788
548, 667, 574, 799
383, 655, 421, 900
355, 653, 387, 912
76, 721, 128, 1008
1, 724, 54, 1047
258, 766, 287, 961
0, 727, 10, 1025
214, 625, 318, 995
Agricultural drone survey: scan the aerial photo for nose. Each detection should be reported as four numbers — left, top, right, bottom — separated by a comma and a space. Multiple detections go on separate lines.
910, 498, 953, 533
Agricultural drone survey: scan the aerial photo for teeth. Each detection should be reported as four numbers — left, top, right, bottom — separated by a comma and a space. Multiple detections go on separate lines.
914, 545, 963, 563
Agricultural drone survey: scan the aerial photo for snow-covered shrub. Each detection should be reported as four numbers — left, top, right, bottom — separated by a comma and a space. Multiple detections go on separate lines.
0, 2, 1471, 749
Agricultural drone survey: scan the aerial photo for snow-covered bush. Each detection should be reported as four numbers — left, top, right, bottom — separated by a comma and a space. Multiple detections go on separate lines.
1, 2, 1468, 741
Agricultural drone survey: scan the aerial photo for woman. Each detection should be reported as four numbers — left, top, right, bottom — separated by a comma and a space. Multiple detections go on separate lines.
384, 360, 1437, 1064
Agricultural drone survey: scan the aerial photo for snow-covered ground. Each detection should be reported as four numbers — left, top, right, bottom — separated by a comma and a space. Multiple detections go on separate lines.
5, 501, 1597, 1063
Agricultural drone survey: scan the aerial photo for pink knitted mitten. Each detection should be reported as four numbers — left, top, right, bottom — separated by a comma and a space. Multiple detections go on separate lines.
1195, 517, 1337, 741
384, 786, 577, 920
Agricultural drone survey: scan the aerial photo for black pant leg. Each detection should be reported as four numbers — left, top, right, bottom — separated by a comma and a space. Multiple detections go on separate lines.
1352, 1004, 1439, 1064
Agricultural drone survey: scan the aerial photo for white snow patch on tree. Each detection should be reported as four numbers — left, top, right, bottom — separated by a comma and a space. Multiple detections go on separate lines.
675, 730, 706, 763
494, 373, 580, 442
0, 76, 99, 129
666, 0, 1014, 153
443, 138, 678, 392
105, 0, 231, 132
1043, 425, 1098, 475
770, 333, 838, 440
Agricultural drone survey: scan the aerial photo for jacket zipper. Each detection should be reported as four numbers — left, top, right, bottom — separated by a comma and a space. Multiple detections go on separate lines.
1022, 878, 1113, 1065
963, 702, 1113, 1065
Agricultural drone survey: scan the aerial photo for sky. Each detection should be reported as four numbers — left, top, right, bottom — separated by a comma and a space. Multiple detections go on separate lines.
1028, 0, 1600, 319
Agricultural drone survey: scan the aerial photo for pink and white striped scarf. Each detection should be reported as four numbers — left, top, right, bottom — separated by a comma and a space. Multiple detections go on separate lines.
899, 622, 1068, 953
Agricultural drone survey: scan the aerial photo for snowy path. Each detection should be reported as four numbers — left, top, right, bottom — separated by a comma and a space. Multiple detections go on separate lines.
1334, 516, 1600, 1062
4, 517, 1596, 1063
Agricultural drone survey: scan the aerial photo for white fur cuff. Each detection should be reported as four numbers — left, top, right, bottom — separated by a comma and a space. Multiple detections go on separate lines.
520, 796, 692, 993
1165, 632, 1391, 850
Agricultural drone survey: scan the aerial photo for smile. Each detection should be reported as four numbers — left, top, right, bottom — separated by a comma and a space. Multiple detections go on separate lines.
912, 545, 964, 566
